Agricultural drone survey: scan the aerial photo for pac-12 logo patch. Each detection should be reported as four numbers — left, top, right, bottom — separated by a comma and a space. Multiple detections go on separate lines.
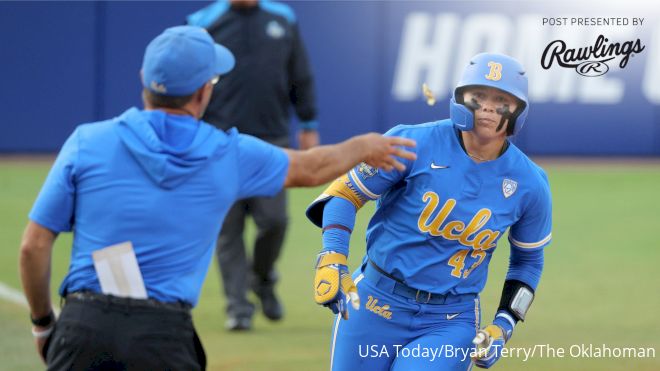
502, 179, 518, 198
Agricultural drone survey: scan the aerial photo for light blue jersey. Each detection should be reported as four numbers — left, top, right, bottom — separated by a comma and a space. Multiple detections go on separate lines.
310, 119, 551, 295
29, 108, 289, 306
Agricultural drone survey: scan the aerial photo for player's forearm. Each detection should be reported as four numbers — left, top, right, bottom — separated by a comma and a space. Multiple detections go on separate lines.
491, 248, 544, 326
321, 197, 357, 257
19, 222, 56, 318
285, 135, 369, 187
505, 248, 544, 290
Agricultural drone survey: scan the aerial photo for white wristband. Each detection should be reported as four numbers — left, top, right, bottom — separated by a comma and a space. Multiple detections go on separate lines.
31, 326, 54, 339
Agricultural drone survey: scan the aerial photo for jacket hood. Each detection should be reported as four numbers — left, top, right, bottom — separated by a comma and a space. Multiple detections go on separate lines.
115, 107, 235, 189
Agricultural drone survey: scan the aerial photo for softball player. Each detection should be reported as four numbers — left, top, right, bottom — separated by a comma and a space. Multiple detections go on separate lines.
307, 53, 551, 370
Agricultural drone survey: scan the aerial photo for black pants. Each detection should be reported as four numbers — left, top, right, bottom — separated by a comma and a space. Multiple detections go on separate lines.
45, 293, 206, 371
216, 136, 289, 318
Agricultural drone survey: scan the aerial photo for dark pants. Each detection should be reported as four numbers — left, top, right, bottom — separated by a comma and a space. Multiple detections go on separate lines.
45, 293, 206, 371
216, 136, 289, 318
216, 189, 288, 317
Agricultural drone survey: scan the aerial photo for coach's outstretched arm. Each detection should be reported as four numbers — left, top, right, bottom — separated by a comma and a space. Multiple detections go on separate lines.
283, 133, 416, 187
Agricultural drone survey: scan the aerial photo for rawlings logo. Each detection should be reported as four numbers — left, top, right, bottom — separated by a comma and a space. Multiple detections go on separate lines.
541, 35, 645, 77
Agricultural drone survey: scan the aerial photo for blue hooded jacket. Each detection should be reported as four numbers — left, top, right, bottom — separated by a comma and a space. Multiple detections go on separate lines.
30, 108, 288, 305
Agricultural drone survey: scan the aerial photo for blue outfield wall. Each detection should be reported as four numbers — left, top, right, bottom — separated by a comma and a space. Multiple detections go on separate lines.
1, 1, 658, 155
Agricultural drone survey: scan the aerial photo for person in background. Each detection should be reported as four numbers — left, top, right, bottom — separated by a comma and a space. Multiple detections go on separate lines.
187, 0, 320, 330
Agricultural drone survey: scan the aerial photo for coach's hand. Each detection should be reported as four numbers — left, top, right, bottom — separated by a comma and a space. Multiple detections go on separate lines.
313, 251, 359, 319
360, 133, 417, 172
472, 311, 515, 368
32, 323, 55, 364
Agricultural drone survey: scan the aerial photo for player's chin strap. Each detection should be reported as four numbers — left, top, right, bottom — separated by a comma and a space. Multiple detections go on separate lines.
497, 280, 535, 332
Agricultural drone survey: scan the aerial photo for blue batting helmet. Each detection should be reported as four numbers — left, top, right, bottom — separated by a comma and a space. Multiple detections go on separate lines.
449, 53, 529, 135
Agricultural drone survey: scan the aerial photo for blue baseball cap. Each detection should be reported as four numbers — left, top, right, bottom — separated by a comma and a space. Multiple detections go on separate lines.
142, 25, 235, 97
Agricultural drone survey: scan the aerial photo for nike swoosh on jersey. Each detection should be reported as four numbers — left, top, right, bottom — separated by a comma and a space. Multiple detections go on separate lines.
431, 163, 450, 169
446, 313, 460, 320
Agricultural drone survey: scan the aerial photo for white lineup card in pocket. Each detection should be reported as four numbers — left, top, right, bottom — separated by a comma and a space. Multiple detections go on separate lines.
92, 241, 148, 299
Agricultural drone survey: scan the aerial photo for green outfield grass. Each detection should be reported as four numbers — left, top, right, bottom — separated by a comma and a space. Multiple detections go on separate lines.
0, 161, 658, 370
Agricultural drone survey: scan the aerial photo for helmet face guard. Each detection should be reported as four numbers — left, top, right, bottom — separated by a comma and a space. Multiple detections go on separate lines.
450, 53, 529, 136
